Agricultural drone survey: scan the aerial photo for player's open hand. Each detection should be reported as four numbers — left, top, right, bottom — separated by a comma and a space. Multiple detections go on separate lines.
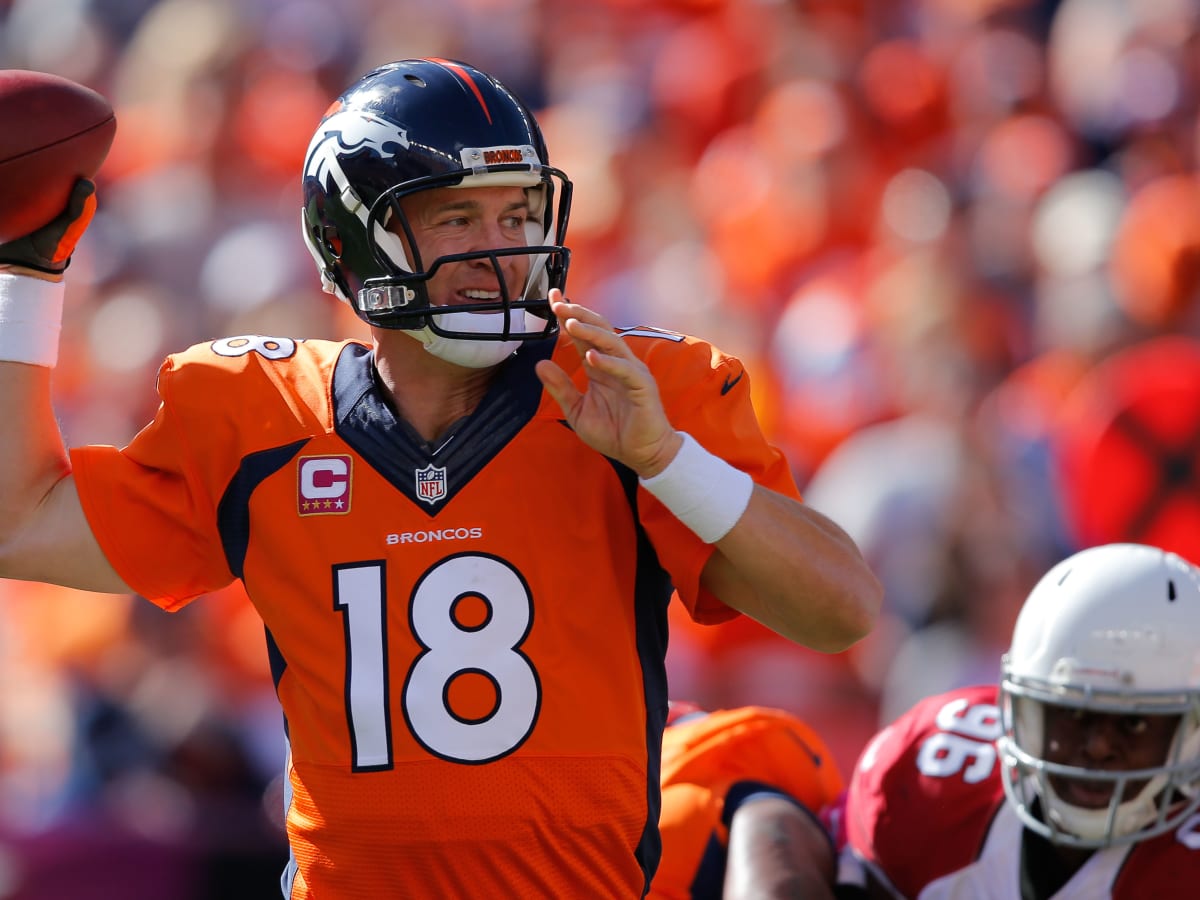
535, 290, 682, 478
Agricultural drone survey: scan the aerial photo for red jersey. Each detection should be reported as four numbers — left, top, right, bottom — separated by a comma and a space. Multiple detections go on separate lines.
841, 685, 1200, 899
651, 705, 843, 900
69, 330, 797, 898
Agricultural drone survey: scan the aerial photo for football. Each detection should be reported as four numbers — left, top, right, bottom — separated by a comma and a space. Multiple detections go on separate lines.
0, 69, 116, 243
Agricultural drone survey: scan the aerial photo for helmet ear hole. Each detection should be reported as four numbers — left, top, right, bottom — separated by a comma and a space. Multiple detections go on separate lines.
324, 225, 342, 258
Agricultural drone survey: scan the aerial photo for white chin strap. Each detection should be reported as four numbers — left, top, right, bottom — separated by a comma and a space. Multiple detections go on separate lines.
406, 308, 538, 368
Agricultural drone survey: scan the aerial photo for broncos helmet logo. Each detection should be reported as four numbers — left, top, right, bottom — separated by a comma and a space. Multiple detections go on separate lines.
300, 110, 420, 299
303, 110, 411, 220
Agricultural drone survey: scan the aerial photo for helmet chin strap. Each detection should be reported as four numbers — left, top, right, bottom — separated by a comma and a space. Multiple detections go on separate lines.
1043, 773, 1165, 843
404, 308, 534, 368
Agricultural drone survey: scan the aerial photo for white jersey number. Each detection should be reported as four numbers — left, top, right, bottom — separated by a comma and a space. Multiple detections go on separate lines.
334, 553, 540, 769
916, 698, 1002, 784
210, 334, 299, 360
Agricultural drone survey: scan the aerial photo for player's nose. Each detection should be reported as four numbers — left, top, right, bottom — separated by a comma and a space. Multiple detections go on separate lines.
1077, 717, 1122, 761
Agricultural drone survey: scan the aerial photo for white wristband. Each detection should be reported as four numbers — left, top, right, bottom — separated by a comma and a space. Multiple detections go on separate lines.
0, 273, 65, 367
639, 431, 754, 543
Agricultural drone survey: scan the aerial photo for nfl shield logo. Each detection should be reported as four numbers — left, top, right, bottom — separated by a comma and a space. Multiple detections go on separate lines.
416, 463, 447, 505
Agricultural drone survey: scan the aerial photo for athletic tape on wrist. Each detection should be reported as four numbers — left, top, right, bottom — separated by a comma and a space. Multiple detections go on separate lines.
639, 431, 754, 543
0, 273, 65, 367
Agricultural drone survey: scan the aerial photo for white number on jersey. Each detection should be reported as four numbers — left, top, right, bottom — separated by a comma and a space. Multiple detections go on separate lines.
334, 553, 540, 770
1178, 812, 1200, 850
916, 698, 1002, 784
211, 334, 299, 360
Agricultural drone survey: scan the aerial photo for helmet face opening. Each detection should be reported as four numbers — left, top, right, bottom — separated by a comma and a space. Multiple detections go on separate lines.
355, 167, 571, 338
999, 677, 1200, 848
300, 59, 573, 340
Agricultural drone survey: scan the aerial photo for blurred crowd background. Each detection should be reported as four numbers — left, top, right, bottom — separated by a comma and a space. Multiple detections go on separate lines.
3, 0, 1200, 895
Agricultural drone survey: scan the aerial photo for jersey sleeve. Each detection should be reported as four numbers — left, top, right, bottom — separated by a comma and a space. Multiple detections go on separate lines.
627, 331, 800, 624
653, 707, 844, 900
71, 354, 235, 608
70, 338, 344, 610
662, 706, 844, 812
843, 685, 1006, 899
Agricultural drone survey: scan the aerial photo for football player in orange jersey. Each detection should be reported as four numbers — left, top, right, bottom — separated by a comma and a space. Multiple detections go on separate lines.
0, 59, 881, 898
651, 701, 843, 900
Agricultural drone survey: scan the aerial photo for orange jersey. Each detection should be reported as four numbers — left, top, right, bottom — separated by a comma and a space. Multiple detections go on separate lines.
69, 329, 799, 898
650, 706, 844, 900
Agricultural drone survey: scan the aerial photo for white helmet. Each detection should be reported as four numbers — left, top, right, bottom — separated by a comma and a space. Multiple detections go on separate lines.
998, 543, 1200, 848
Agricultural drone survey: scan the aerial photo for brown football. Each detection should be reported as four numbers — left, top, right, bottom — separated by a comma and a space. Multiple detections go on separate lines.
0, 69, 116, 242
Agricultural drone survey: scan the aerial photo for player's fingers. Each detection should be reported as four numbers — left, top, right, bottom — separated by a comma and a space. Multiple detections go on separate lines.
583, 348, 650, 392
534, 358, 581, 414
549, 292, 596, 360
549, 294, 616, 332
54, 179, 97, 262
564, 318, 634, 362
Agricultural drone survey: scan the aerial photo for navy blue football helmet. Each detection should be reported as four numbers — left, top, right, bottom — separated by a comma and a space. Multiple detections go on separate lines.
301, 58, 572, 340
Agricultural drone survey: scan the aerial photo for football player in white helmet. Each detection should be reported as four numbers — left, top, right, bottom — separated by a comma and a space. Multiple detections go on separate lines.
736, 543, 1200, 899
999, 542, 1200, 851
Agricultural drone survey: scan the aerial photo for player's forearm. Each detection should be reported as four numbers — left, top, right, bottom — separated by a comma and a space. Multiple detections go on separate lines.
724, 796, 837, 900
0, 267, 69, 530
0, 359, 72, 561
0, 270, 128, 591
0, 361, 129, 592
702, 487, 882, 652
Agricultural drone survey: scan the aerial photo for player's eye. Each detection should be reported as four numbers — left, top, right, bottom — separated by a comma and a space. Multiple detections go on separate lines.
1118, 716, 1149, 736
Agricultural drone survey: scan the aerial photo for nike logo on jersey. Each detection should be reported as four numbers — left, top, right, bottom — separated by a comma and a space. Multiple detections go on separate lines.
721, 369, 744, 396
784, 729, 823, 768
